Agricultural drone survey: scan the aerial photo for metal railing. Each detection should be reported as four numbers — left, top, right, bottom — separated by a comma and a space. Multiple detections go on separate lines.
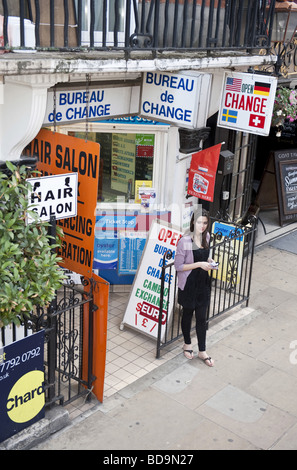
0, 0, 275, 54
156, 217, 258, 358
1, 276, 96, 408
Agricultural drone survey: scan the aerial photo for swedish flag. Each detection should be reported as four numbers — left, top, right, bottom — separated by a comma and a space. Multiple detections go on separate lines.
222, 108, 238, 123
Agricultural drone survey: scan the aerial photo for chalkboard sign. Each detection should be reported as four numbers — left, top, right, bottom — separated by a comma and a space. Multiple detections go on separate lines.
274, 149, 297, 226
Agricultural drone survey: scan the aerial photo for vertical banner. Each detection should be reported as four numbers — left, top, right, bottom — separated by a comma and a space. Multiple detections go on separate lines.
25, 129, 100, 277
187, 144, 221, 201
122, 220, 182, 341
0, 331, 45, 443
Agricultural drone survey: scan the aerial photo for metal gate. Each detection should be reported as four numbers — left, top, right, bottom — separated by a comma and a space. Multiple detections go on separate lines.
1, 276, 96, 408
156, 217, 257, 358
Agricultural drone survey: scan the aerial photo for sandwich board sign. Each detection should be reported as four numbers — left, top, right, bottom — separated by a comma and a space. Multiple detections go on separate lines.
218, 72, 277, 136
121, 220, 182, 341
27, 173, 78, 223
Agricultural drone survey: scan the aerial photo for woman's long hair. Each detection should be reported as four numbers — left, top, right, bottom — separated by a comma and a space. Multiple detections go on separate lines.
189, 208, 210, 249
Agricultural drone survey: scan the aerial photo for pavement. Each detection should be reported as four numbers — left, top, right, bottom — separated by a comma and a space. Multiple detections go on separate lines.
25, 233, 297, 451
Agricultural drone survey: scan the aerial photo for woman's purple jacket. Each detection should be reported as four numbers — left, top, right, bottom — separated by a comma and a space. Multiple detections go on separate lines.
174, 233, 210, 290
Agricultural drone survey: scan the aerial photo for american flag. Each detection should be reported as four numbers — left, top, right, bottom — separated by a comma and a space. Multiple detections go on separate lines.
226, 77, 242, 92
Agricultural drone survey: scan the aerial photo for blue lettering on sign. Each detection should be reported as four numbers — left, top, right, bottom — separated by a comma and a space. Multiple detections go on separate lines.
142, 101, 192, 122
59, 90, 105, 105
95, 215, 136, 229
146, 72, 195, 92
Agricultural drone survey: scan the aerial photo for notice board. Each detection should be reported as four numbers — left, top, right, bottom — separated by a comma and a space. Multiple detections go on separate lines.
25, 128, 100, 277
274, 149, 297, 226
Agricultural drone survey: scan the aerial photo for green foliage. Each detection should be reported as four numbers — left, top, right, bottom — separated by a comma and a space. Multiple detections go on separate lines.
0, 161, 66, 327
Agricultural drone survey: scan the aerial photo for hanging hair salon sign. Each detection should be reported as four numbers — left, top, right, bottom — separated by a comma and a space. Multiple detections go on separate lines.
218, 72, 277, 136
43, 84, 140, 126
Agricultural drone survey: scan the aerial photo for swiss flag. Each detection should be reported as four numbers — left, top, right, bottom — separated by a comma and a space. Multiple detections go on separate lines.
249, 114, 265, 129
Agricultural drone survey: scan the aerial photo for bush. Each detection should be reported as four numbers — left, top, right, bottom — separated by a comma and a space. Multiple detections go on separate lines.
0, 161, 66, 327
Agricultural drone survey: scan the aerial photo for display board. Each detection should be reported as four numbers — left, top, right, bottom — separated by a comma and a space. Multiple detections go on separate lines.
274, 149, 297, 226
121, 220, 182, 341
26, 128, 100, 277
0, 331, 45, 443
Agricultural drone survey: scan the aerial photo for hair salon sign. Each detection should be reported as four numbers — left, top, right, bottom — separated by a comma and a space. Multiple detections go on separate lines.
218, 72, 277, 136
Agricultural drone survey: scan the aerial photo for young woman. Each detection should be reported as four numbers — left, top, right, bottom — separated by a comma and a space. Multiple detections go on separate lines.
174, 209, 217, 366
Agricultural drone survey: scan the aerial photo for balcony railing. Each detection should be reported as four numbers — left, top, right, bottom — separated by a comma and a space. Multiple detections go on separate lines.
0, 0, 276, 56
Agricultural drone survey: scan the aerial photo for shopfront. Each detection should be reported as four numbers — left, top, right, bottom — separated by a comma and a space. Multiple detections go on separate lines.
37, 71, 212, 286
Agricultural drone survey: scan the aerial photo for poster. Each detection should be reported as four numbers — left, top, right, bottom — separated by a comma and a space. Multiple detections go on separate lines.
122, 220, 182, 340
187, 144, 221, 202
211, 221, 244, 286
274, 149, 297, 226
118, 232, 147, 275
0, 331, 45, 443
218, 72, 277, 136
111, 133, 135, 194
135, 180, 152, 204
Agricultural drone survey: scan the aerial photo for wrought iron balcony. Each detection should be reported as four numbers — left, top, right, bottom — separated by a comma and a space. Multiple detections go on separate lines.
0, 0, 276, 56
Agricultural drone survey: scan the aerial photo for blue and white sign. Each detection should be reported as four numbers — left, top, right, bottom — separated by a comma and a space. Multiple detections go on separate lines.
140, 71, 211, 129
43, 85, 140, 125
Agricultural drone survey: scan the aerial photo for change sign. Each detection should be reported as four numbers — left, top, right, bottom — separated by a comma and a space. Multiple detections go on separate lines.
27, 173, 78, 223
218, 72, 277, 136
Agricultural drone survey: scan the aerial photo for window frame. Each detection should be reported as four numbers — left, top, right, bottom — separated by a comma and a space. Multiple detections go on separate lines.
58, 121, 170, 210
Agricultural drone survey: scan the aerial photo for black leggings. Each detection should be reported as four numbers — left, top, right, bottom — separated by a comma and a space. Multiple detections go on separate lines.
181, 307, 207, 351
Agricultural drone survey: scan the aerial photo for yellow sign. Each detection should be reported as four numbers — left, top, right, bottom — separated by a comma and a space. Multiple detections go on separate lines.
135, 180, 152, 203
7, 371, 45, 424
211, 222, 244, 286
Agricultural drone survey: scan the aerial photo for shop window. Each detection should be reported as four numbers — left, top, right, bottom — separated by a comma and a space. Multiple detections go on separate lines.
71, 131, 155, 203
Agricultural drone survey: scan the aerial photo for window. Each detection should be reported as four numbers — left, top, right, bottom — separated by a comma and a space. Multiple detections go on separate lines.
71, 131, 155, 203
74, 0, 133, 46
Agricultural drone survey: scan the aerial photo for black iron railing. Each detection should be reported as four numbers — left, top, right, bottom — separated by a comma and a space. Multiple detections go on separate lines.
156, 217, 258, 358
0, 0, 275, 54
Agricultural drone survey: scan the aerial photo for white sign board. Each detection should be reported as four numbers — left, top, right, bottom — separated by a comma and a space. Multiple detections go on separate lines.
140, 71, 211, 129
122, 220, 183, 341
218, 72, 277, 136
27, 173, 78, 223
43, 85, 140, 125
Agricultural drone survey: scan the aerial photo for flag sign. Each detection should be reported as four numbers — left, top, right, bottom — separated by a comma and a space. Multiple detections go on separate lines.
218, 72, 277, 136
187, 144, 222, 202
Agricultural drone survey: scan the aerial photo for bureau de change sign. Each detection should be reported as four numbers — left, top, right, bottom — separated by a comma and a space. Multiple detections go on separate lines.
140, 71, 211, 129
218, 72, 277, 136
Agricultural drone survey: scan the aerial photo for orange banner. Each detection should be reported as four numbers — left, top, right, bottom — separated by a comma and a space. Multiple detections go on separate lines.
26, 128, 100, 277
